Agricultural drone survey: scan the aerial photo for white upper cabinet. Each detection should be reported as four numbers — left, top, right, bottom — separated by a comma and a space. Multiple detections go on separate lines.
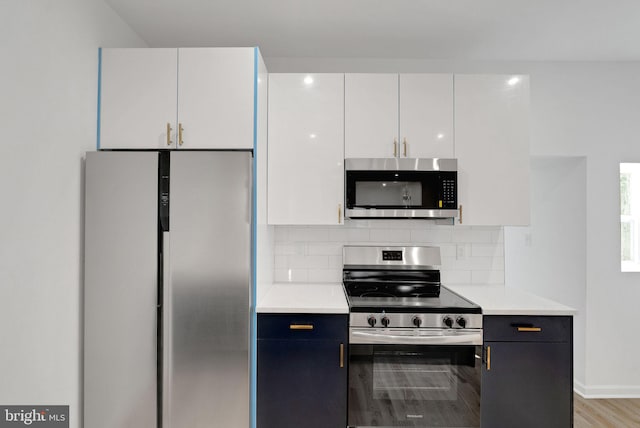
345, 74, 399, 158
177, 48, 254, 149
399, 74, 454, 158
268, 74, 345, 225
100, 47, 257, 150
100, 49, 177, 149
454, 74, 531, 226
345, 73, 454, 159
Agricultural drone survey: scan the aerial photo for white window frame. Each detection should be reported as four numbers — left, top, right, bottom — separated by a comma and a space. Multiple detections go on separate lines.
621, 163, 640, 272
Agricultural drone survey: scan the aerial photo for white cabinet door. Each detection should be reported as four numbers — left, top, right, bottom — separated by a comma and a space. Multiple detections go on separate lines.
268, 74, 345, 225
345, 74, 398, 158
455, 74, 530, 226
177, 48, 255, 149
100, 49, 177, 149
399, 74, 454, 158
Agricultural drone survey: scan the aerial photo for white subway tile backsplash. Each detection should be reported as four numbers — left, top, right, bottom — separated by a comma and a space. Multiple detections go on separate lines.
369, 228, 411, 243
441, 270, 472, 284
452, 229, 493, 243
307, 243, 343, 256
274, 255, 288, 269
273, 224, 505, 286
289, 227, 329, 242
274, 268, 308, 283
328, 255, 342, 269
439, 244, 457, 258
274, 242, 306, 256
410, 228, 454, 243
307, 269, 343, 283
328, 227, 348, 242
289, 254, 328, 269
472, 243, 504, 257
274, 227, 289, 242
472, 270, 505, 284
345, 228, 371, 242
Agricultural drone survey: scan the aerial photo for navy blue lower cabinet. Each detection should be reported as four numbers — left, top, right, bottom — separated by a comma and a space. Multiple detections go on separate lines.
481, 316, 573, 428
257, 313, 348, 428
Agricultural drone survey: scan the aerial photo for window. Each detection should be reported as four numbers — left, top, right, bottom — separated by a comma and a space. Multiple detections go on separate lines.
621, 163, 640, 272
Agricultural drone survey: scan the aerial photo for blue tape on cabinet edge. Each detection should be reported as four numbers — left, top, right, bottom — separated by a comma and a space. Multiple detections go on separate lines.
97, 47, 102, 150
250, 46, 258, 428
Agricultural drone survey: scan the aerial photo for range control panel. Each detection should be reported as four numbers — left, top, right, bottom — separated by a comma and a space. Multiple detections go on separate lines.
382, 250, 403, 261
350, 313, 483, 329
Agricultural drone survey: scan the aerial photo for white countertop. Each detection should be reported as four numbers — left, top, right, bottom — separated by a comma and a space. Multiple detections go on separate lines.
257, 282, 576, 316
447, 284, 577, 316
257, 283, 349, 314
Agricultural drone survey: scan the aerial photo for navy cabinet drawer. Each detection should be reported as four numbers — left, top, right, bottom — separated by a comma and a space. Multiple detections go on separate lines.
484, 316, 571, 343
258, 313, 348, 341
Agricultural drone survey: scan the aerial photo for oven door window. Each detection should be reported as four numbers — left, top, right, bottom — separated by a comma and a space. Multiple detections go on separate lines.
349, 344, 481, 427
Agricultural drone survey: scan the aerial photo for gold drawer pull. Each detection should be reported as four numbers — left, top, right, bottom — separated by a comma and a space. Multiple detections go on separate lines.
517, 327, 542, 332
487, 345, 491, 371
339, 343, 344, 368
290, 324, 314, 330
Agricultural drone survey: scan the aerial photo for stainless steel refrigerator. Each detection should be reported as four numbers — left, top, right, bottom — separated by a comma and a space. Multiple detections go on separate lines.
84, 150, 252, 428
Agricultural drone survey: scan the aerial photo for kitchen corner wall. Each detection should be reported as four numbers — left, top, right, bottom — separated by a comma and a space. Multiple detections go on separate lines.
0, 1, 146, 426
273, 222, 504, 285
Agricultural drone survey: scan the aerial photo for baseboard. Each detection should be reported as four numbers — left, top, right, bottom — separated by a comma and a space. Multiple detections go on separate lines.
575, 380, 640, 398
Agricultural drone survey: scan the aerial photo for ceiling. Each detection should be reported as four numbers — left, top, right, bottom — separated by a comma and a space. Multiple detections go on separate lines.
105, 0, 640, 61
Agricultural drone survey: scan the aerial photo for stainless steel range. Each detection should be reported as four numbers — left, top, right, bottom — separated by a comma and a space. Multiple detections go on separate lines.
343, 246, 483, 428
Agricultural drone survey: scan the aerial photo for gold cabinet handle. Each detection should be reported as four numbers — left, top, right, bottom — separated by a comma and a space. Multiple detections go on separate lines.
393, 139, 398, 157
289, 324, 313, 330
166, 123, 173, 146
487, 345, 491, 371
339, 343, 344, 368
178, 123, 184, 146
403, 138, 407, 157
458, 204, 463, 224
517, 327, 542, 332
338, 204, 342, 224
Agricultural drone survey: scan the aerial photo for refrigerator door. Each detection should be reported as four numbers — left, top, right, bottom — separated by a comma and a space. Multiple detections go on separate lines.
166, 151, 252, 428
84, 152, 158, 428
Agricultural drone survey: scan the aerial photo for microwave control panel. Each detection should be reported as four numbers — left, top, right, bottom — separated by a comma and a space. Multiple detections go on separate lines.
440, 172, 457, 208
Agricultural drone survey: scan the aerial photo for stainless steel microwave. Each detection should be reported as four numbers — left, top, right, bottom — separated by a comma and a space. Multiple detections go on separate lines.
345, 158, 458, 219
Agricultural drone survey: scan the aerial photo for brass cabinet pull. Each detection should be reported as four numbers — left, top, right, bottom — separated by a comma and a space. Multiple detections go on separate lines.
289, 324, 313, 330
166, 123, 173, 146
393, 139, 398, 157
339, 343, 344, 368
178, 123, 184, 146
338, 204, 342, 224
403, 138, 407, 157
459, 204, 463, 224
487, 345, 491, 371
517, 327, 542, 332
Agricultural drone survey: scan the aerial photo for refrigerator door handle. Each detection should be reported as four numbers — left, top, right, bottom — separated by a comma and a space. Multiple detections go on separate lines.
162, 231, 172, 427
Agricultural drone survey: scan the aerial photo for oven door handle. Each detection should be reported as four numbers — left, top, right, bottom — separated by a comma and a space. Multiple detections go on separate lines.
350, 329, 483, 345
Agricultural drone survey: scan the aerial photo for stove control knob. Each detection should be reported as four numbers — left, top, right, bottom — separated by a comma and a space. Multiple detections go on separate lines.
456, 317, 467, 328
443, 316, 454, 328
367, 315, 377, 327
381, 316, 390, 328
412, 316, 422, 327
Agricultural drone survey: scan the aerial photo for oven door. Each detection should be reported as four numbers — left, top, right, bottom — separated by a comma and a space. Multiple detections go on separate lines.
348, 328, 482, 428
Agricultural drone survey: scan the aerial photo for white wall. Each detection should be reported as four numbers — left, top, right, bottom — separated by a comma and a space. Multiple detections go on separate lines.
0, 0, 146, 425
266, 57, 640, 397
505, 157, 587, 391
273, 222, 504, 285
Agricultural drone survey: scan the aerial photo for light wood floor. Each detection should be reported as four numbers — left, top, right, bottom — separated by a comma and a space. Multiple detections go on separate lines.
575, 393, 640, 427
